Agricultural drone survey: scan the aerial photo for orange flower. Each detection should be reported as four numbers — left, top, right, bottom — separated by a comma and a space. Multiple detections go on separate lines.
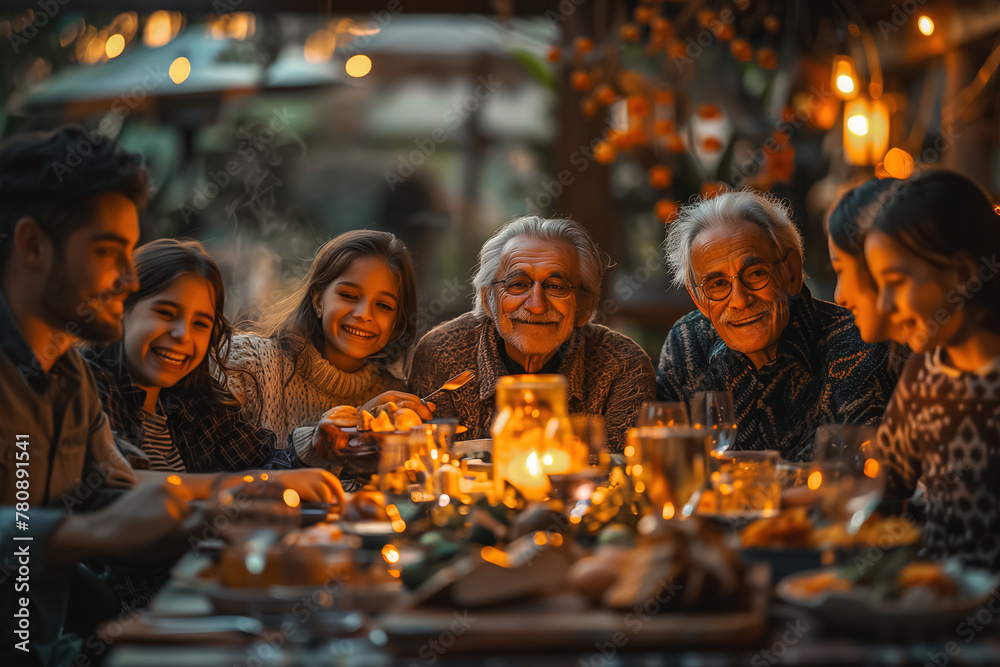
731, 39, 753, 62
581, 97, 599, 117
574, 36, 594, 54
594, 141, 616, 164
620, 23, 641, 42
702, 136, 723, 152
571, 70, 593, 92
648, 165, 674, 189
595, 84, 617, 106
698, 104, 722, 120
627, 95, 650, 117
653, 119, 676, 135
546, 46, 561, 63
757, 48, 778, 69
656, 199, 678, 222
635, 6, 654, 24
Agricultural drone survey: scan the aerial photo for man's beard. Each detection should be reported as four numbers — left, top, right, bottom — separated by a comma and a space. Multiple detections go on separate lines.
41, 265, 124, 344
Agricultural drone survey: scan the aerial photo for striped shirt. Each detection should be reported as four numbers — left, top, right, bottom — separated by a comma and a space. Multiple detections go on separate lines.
139, 408, 186, 472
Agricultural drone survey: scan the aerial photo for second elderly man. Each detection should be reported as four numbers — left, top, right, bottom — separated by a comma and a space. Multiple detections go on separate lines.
657, 190, 898, 461
410, 216, 654, 452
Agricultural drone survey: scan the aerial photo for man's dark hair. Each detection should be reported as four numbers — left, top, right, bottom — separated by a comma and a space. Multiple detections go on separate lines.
0, 125, 148, 274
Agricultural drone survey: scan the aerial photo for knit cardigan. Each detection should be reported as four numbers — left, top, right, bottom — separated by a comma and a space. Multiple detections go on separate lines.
225, 333, 406, 446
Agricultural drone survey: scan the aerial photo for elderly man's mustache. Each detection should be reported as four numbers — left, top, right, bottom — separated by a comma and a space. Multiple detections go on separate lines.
509, 310, 562, 325
718, 303, 770, 325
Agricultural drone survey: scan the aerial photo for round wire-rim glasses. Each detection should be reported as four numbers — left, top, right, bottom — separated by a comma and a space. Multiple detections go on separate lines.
490, 276, 585, 300
696, 251, 790, 301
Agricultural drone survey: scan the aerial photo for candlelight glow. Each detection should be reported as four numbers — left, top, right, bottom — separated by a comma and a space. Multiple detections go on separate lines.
243, 474, 254, 483
847, 114, 869, 136
526, 451, 541, 477
283, 489, 300, 507
662, 503, 675, 519
345, 54, 372, 78
836, 75, 855, 95
918, 16, 934, 36
169, 57, 191, 84
808, 470, 823, 490
166, 474, 182, 486
864, 458, 880, 479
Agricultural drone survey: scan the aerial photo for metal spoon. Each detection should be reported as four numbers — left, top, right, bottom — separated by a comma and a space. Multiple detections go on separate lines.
421, 369, 476, 402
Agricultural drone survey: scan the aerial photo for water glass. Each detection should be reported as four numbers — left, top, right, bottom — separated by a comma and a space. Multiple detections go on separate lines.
636, 426, 709, 519
691, 390, 738, 458
708, 450, 781, 518
813, 424, 885, 535
637, 402, 690, 428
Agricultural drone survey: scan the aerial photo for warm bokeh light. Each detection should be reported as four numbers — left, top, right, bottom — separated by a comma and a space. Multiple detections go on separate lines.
304, 29, 336, 64
847, 114, 869, 136
345, 54, 372, 78
166, 475, 182, 486
662, 503, 675, 519
635, 482, 645, 493
832, 55, 859, 100
808, 470, 823, 490
918, 16, 934, 36
864, 459, 880, 479
533, 532, 548, 546
883, 148, 914, 178
242, 474, 254, 483
144, 11, 183, 48
381, 544, 400, 564
481, 546, 507, 567
104, 33, 125, 58
283, 488, 301, 508
260, 473, 268, 481
836, 75, 855, 95
169, 57, 191, 84
209, 12, 254, 41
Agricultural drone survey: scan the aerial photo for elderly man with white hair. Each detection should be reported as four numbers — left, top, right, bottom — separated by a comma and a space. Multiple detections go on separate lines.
657, 190, 898, 461
411, 216, 654, 452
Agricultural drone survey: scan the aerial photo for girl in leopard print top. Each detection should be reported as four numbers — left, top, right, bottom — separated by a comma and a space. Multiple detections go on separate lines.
864, 171, 1000, 569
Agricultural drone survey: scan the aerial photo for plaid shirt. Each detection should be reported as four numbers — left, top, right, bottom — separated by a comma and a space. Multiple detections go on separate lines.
82, 346, 300, 610
82, 346, 296, 473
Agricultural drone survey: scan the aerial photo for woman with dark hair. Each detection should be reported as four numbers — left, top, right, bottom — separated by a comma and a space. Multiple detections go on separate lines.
226, 230, 430, 486
864, 170, 1000, 569
83, 238, 344, 608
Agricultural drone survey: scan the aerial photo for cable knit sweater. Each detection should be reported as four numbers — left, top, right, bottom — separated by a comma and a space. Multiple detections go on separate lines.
225, 334, 406, 446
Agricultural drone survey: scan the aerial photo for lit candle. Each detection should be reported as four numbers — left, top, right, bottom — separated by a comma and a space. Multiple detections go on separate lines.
506, 450, 550, 501
540, 448, 573, 474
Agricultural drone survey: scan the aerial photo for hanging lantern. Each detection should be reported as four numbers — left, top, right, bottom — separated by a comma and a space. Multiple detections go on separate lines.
832, 55, 859, 100
843, 97, 890, 166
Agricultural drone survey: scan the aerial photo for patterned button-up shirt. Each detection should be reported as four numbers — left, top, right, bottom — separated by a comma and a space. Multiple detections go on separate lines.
656, 286, 898, 461
410, 312, 655, 452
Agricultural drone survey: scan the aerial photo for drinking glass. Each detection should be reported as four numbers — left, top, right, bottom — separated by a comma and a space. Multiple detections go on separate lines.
636, 426, 709, 519
377, 433, 433, 505
813, 424, 885, 536
637, 402, 690, 428
691, 390, 738, 457
548, 416, 609, 506
709, 450, 781, 518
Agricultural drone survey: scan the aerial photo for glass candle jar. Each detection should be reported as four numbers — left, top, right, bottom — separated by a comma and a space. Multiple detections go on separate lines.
491, 374, 586, 501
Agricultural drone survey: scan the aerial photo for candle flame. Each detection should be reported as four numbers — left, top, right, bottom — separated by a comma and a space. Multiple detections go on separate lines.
526, 451, 542, 478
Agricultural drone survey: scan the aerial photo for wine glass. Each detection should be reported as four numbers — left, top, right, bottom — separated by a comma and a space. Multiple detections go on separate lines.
813, 424, 886, 536
635, 425, 709, 519
691, 390, 737, 457
637, 402, 690, 428
549, 416, 608, 508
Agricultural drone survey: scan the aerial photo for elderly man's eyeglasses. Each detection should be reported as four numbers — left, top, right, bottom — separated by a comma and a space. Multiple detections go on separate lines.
696, 252, 789, 301
491, 276, 582, 299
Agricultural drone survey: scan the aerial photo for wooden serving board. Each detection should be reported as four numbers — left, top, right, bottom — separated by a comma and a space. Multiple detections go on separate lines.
378, 563, 770, 654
